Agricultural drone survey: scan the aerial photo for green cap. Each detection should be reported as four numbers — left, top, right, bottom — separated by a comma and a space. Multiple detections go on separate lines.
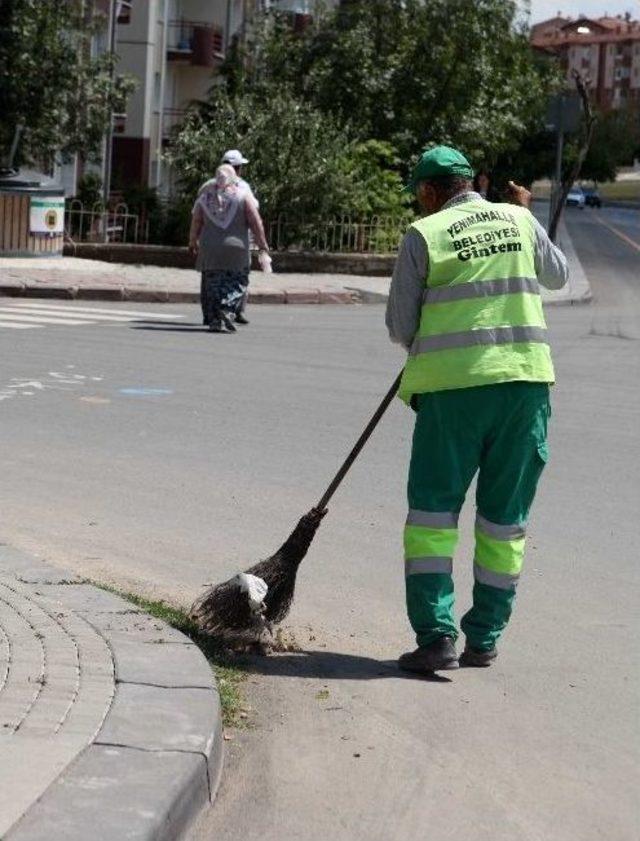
404, 145, 474, 194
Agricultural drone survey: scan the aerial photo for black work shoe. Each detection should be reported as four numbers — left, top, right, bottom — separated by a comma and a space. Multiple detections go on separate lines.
459, 644, 497, 667
235, 312, 250, 325
221, 312, 237, 332
398, 636, 459, 673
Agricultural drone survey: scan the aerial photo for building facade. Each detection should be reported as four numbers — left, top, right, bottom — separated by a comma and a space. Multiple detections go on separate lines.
111, 0, 245, 193
531, 14, 640, 112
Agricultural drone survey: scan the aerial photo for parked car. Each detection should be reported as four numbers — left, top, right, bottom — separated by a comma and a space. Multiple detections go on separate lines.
583, 187, 602, 208
566, 186, 585, 208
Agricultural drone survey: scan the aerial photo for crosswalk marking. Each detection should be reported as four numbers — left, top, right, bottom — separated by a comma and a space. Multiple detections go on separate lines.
5, 302, 183, 319
0, 301, 186, 331
0, 312, 93, 326
0, 307, 156, 324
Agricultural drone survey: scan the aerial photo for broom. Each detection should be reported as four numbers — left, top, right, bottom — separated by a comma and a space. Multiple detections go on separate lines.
190, 370, 403, 638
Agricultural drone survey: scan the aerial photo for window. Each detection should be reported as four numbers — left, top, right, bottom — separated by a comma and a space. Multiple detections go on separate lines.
117, 1, 132, 24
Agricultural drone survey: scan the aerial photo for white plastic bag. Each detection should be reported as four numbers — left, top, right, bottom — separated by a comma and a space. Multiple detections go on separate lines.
235, 572, 268, 612
258, 251, 273, 273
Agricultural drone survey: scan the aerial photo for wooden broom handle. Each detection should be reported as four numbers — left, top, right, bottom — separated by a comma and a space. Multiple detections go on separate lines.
316, 371, 403, 511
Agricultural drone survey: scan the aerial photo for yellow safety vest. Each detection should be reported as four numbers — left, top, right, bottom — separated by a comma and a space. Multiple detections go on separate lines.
399, 199, 555, 403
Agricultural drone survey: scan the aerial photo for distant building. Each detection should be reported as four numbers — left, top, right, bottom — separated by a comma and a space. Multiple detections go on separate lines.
531, 13, 640, 112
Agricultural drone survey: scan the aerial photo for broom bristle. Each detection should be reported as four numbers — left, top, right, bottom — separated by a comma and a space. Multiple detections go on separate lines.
190, 507, 326, 637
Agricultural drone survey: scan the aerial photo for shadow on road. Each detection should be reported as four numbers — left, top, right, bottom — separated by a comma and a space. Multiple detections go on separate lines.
237, 649, 453, 683
130, 321, 215, 333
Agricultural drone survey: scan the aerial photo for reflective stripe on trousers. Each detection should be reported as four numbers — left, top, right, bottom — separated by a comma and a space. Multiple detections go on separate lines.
404, 509, 458, 578
474, 513, 526, 591
405, 509, 526, 592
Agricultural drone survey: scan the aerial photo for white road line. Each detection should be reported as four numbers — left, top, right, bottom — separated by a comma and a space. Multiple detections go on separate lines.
0, 321, 39, 329
5, 302, 184, 319
0, 307, 151, 324
0, 313, 93, 326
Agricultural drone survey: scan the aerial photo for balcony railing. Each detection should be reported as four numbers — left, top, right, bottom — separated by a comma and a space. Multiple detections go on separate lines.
160, 108, 188, 139
167, 20, 224, 67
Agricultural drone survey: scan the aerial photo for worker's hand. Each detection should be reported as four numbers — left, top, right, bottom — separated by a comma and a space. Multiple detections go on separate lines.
505, 180, 532, 209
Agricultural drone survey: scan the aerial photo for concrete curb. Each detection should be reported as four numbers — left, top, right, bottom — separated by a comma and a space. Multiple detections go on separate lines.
0, 545, 223, 841
549, 216, 593, 306
0, 280, 359, 306
62, 242, 397, 277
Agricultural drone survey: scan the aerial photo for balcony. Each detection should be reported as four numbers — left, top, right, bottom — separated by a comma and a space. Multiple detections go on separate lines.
160, 108, 188, 140
167, 20, 224, 68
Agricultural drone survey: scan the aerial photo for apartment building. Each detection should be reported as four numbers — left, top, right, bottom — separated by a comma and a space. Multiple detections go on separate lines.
56, 0, 337, 196
531, 14, 640, 112
111, 0, 332, 192
110, 0, 245, 193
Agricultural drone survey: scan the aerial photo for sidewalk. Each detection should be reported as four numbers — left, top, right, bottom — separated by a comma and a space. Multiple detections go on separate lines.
0, 545, 222, 841
0, 216, 590, 306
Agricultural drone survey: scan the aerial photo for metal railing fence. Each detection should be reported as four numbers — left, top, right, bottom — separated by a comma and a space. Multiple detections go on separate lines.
64, 200, 140, 244
264, 214, 409, 254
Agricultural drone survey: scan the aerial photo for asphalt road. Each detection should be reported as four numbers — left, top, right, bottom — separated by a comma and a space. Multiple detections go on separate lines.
0, 205, 638, 841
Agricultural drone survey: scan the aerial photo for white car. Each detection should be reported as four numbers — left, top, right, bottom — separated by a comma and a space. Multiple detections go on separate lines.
566, 186, 586, 208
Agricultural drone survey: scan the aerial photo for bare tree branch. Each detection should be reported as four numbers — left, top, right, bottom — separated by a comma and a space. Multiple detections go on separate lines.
548, 70, 597, 241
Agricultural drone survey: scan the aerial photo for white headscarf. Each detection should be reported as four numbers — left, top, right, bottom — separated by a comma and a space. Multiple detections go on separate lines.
197, 164, 241, 229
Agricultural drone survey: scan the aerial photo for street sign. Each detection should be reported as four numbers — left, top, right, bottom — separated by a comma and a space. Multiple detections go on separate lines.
545, 93, 582, 133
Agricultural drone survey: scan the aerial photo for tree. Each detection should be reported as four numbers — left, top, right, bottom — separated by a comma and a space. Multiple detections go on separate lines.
166, 86, 409, 223
575, 107, 640, 184
0, 0, 135, 168
220, 0, 559, 169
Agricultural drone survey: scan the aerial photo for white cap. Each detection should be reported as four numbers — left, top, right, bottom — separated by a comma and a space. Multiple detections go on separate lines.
222, 149, 249, 166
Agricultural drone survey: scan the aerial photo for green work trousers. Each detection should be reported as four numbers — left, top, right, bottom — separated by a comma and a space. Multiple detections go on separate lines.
405, 381, 550, 651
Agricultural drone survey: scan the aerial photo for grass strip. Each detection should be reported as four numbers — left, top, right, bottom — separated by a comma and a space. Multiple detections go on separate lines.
94, 584, 248, 728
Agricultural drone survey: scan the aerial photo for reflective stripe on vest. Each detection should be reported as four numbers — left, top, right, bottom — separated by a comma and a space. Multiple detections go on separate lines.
423, 276, 540, 304
411, 325, 548, 355
398, 200, 555, 402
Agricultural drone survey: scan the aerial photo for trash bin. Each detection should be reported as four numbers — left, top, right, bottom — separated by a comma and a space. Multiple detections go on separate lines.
0, 169, 65, 257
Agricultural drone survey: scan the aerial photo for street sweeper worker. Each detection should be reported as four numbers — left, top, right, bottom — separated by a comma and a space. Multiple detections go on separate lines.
386, 145, 568, 673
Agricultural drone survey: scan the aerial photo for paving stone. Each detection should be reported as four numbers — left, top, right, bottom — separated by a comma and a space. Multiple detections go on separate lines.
74, 286, 124, 301
0, 281, 26, 295
124, 287, 170, 303
319, 290, 358, 304
22, 285, 76, 299
161, 290, 199, 304
0, 735, 95, 837
0, 548, 80, 584
86, 610, 190, 644
96, 682, 219, 757
36, 584, 145, 614
111, 636, 214, 688
285, 288, 321, 304
248, 288, 286, 304
0, 552, 223, 838
4, 744, 210, 841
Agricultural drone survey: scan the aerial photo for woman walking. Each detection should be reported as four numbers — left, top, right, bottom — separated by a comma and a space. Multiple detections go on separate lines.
189, 164, 270, 333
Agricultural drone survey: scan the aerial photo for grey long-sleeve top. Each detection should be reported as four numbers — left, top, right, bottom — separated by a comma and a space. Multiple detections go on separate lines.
386, 191, 569, 350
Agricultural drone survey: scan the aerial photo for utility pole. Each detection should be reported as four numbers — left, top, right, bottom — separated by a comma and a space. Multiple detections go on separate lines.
548, 104, 564, 235
102, 0, 117, 238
